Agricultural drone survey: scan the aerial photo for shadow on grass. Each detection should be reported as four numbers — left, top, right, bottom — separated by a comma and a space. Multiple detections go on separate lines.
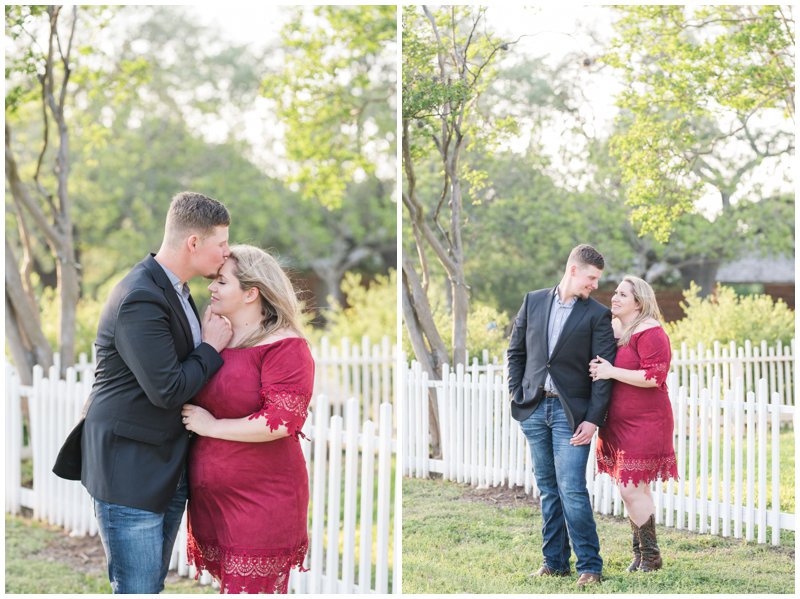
402, 477, 795, 594
5, 513, 215, 594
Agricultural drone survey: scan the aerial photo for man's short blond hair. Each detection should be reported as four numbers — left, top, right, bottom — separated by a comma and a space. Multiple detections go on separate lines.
163, 191, 229, 247
567, 244, 604, 270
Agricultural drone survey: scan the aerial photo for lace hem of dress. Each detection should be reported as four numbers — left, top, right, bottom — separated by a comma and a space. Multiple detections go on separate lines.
248, 386, 311, 439
641, 361, 669, 386
597, 451, 679, 486
187, 535, 308, 594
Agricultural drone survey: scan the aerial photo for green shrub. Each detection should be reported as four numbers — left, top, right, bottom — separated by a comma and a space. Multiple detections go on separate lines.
308, 270, 397, 346
401, 296, 510, 364
39, 288, 105, 358
664, 283, 795, 347
462, 302, 511, 361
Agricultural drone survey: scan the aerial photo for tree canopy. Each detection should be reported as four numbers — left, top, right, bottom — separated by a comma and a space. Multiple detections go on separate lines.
5, 5, 397, 378
263, 5, 396, 210
606, 5, 794, 242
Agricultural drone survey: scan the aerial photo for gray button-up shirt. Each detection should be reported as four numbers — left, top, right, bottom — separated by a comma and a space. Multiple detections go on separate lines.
157, 262, 202, 348
544, 286, 576, 393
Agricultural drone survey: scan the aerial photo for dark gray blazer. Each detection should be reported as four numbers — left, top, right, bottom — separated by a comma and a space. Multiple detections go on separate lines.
79, 254, 223, 512
506, 287, 617, 431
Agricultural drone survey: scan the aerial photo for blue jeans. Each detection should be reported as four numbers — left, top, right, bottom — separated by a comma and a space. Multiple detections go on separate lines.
520, 397, 602, 575
93, 471, 187, 593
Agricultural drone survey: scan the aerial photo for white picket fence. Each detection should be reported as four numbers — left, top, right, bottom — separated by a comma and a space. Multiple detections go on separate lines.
403, 360, 795, 546
670, 338, 795, 407
5, 335, 399, 594
65, 336, 396, 423
463, 338, 795, 407
315, 336, 396, 423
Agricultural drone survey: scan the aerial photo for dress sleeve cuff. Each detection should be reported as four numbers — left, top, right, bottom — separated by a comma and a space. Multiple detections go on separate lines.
248, 385, 311, 439
641, 362, 668, 386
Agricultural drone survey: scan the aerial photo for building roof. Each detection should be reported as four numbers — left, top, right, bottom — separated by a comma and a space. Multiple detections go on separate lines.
717, 253, 795, 284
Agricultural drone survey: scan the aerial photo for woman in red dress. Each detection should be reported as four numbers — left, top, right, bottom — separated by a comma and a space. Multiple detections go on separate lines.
180, 245, 314, 593
590, 275, 677, 574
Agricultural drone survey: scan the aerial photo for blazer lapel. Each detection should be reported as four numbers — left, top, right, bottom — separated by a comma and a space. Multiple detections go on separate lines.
144, 255, 194, 346
539, 287, 557, 354
187, 293, 201, 324
549, 298, 589, 359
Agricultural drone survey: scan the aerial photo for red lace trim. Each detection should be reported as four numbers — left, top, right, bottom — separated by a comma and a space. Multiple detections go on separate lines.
188, 533, 308, 594
641, 361, 668, 386
248, 385, 311, 439
596, 449, 679, 486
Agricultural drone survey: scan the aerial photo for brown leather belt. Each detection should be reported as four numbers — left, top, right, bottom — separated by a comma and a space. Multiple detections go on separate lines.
543, 391, 559, 398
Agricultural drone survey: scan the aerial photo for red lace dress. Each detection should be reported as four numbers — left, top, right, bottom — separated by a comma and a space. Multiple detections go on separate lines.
186, 337, 314, 594
596, 327, 678, 486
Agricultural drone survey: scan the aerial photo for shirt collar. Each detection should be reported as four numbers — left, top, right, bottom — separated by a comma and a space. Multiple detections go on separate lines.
157, 261, 188, 294
553, 285, 577, 308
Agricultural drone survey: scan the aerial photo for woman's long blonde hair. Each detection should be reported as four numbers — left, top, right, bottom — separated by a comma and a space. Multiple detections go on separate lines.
227, 245, 303, 348
617, 275, 663, 347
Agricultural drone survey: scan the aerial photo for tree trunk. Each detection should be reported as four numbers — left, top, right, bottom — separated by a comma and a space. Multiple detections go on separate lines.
402, 249, 447, 459
5, 242, 54, 383
57, 244, 80, 370
309, 259, 346, 309
308, 243, 376, 309
679, 259, 721, 297
448, 173, 468, 366
401, 279, 442, 457
451, 275, 469, 366
402, 256, 448, 373
6, 301, 34, 387
5, 7, 81, 377
402, 7, 499, 462
54, 103, 76, 370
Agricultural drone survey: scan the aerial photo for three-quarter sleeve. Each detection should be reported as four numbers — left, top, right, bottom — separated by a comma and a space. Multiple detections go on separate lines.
636, 328, 672, 387
248, 339, 315, 439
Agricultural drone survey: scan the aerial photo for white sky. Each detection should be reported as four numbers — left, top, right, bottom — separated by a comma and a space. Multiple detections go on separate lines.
484, 6, 623, 192
189, 6, 294, 178
487, 5, 621, 129
196, 5, 289, 44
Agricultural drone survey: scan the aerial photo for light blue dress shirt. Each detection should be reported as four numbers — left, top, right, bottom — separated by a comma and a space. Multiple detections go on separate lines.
157, 262, 202, 349
544, 286, 576, 393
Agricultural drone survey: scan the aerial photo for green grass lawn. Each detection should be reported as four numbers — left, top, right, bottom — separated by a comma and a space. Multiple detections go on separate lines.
5, 513, 214, 594
402, 477, 795, 594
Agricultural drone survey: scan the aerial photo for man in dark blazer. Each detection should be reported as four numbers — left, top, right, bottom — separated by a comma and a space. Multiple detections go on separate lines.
79, 192, 233, 593
507, 244, 617, 587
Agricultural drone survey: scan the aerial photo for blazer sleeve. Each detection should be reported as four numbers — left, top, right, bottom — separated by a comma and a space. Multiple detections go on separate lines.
506, 293, 529, 404
584, 307, 617, 427
114, 289, 224, 410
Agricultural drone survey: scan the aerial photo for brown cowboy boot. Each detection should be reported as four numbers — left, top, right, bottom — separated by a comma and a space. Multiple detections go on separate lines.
638, 514, 662, 572
627, 517, 641, 572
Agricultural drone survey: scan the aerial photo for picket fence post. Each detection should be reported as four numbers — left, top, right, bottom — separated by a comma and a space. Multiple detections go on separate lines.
341, 398, 360, 592
309, 394, 328, 593
375, 402, 393, 594
358, 417, 375, 593
5, 365, 23, 514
